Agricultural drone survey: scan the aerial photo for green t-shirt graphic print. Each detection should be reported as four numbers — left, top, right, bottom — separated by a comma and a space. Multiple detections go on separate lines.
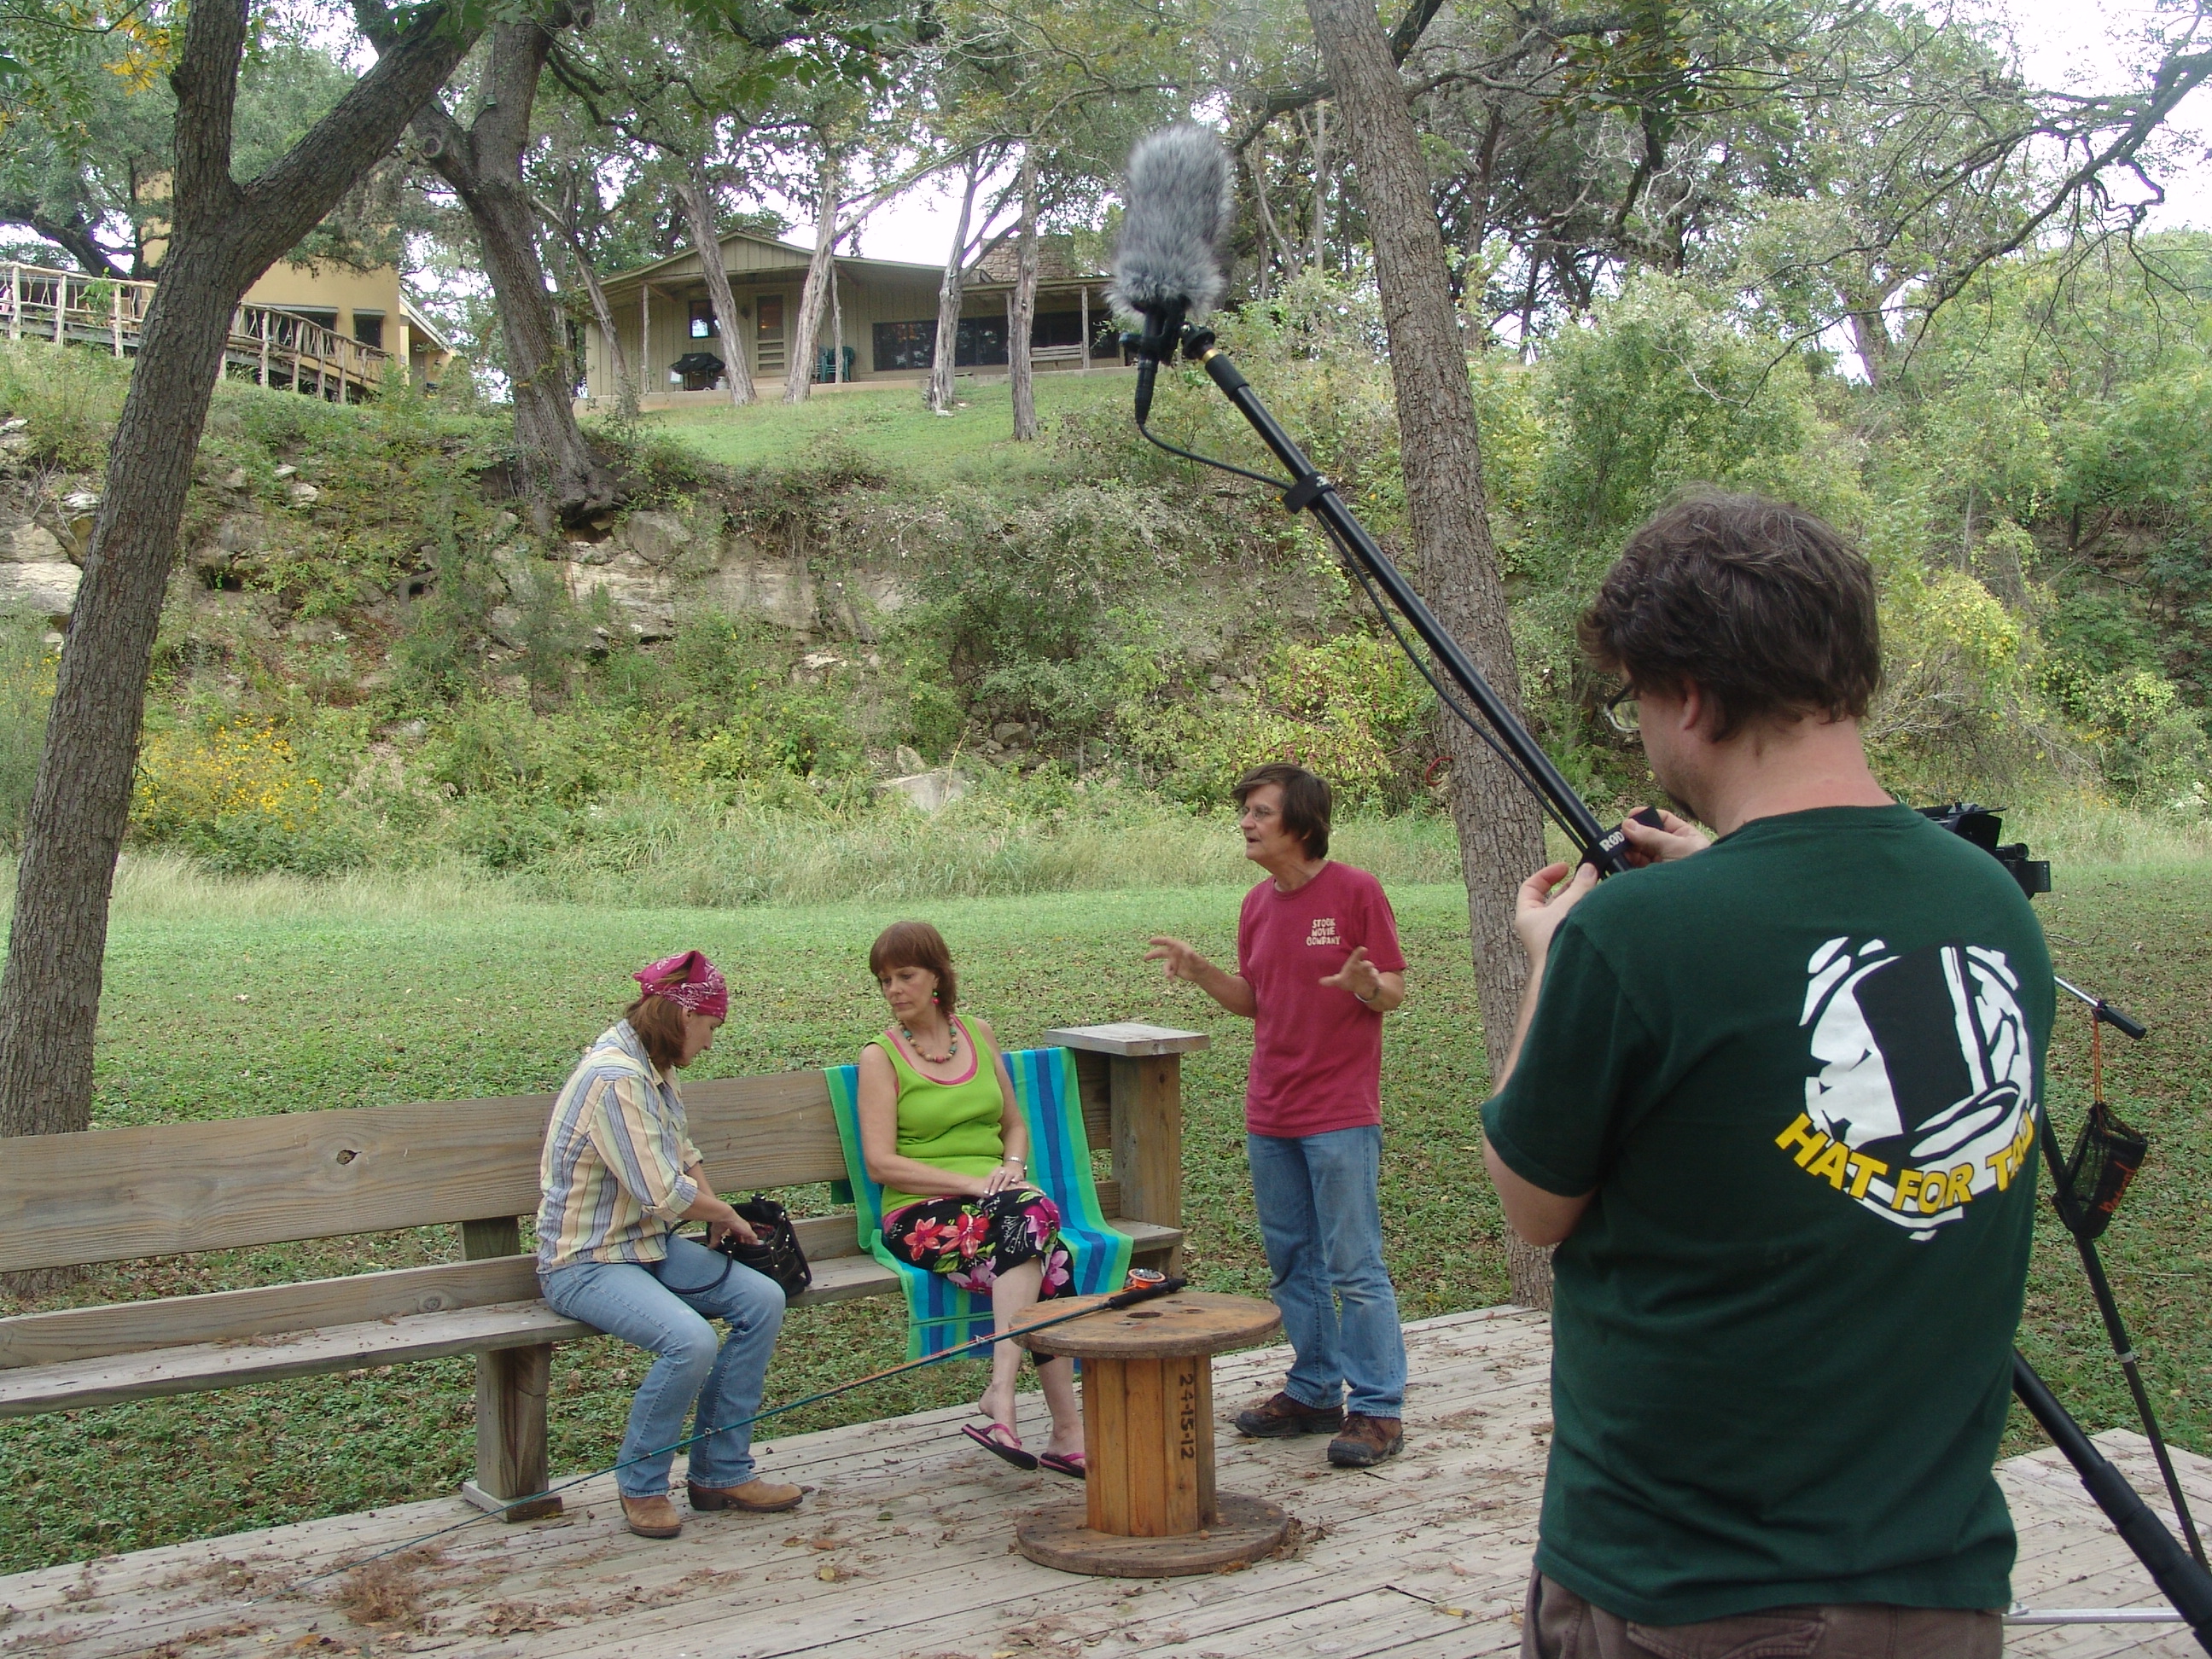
1481, 806, 2053, 1625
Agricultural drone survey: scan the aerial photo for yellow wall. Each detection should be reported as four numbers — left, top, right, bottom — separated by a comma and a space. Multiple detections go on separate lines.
242, 259, 450, 385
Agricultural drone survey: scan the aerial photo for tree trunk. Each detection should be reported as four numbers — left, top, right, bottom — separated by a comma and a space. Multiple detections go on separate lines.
1009, 145, 1039, 442
544, 179, 636, 419
677, 158, 754, 405
783, 148, 842, 404
0, 0, 476, 1205
1307, 102, 1329, 274
569, 226, 635, 418
1250, 136, 1299, 289
1303, 0, 1550, 1308
375, 11, 615, 526
1843, 294, 1893, 388
926, 155, 982, 413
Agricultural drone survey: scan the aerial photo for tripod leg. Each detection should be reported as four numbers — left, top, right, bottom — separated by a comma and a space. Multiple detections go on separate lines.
2012, 1353, 2212, 1657
2037, 1115, 2208, 1567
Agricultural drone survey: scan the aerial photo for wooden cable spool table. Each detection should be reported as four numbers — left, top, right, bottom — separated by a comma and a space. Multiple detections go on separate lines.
1012, 1289, 1289, 1576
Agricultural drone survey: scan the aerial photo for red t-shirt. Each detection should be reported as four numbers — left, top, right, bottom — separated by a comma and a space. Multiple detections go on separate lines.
1237, 861, 1407, 1138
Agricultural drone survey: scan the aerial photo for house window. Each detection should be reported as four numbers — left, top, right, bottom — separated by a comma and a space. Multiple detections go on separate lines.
689, 300, 718, 339
956, 316, 1007, 367
1030, 311, 1084, 349
873, 319, 934, 372
871, 317, 1014, 373
278, 308, 338, 348
352, 311, 385, 351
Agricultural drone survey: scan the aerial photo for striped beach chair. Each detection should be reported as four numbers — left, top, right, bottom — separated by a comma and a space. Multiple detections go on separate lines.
827, 1045, 1132, 1360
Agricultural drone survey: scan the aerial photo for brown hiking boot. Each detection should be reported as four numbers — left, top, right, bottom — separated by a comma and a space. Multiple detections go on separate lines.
620, 1492, 684, 1538
1232, 1390, 1346, 1439
1328, 1412, 1405, 1468
688, 1477, 804, 1513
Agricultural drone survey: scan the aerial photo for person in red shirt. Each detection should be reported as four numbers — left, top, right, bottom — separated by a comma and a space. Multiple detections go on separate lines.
1145, 763, 1411, 1467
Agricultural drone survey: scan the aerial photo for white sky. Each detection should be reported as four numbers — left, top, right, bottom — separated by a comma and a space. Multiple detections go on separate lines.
789, 0, 2212, 266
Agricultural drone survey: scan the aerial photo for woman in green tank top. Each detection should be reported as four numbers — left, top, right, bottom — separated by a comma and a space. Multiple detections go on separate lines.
856, 922, 1081, 1476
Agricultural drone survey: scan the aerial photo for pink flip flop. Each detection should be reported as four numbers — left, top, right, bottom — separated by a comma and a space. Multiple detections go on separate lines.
962, 1421, 1039, 1470
1039, 1450, 1086, 1480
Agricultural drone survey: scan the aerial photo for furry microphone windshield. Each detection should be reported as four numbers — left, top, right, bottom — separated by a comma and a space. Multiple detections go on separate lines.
1109, 124, 1233, 324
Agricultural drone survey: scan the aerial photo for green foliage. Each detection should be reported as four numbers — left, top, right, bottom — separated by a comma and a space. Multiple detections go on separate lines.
0, 616, 53, 848
1124, 632, 1431, 810
0, 340, 129, 469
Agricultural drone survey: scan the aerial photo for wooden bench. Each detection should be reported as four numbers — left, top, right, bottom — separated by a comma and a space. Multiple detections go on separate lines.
0, 1022, 1205, 1523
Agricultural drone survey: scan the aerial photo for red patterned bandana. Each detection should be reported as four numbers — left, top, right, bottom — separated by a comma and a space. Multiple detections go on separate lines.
632, 950, 729, 1021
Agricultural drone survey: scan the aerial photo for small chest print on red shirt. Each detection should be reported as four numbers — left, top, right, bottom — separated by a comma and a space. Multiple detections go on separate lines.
1237, 862, 1408, 1138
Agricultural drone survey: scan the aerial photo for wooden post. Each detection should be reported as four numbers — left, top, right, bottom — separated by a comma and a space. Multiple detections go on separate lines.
110, 284, 122, 356
54, 274, 66, 344
1046, 1023, 1207, 1275
1080, 285, 1091, 374
640, 283, 649, 399
457, 1216, 561, 1522
258, 312, 270, 387
8, 265, 20, 341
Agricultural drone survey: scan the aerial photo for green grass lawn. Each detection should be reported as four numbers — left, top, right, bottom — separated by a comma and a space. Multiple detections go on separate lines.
1, 859, 2207, 1572
633, 371, 1137, 480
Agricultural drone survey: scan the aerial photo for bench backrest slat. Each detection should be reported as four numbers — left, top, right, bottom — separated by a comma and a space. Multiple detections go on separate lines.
0, 1064, 1114, 1275
0, 1209, 899, 1368
0, 1255, 544, 1368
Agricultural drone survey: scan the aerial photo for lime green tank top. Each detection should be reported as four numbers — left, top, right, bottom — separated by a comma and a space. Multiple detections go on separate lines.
877, 1017, 1006, 1214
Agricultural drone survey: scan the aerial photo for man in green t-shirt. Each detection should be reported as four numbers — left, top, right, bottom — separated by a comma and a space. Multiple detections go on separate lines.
1481, 492, 2052, 1656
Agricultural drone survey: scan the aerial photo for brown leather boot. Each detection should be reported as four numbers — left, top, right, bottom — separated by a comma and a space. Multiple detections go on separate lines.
620, 1492, 684, 1538
687, 1477, 805, 1513
1327, 1412, 1405, 1468
1231, 1390, 1346, 1439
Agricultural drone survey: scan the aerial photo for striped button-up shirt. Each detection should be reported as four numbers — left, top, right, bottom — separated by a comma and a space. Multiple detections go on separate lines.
537, 1022, 703, 1270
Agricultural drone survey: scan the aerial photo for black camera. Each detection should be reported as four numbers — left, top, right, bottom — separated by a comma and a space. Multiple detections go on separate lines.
1918, 802, 2051, 899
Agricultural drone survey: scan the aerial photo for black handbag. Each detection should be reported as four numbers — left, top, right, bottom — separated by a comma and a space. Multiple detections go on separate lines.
710, 1194, 812, 1298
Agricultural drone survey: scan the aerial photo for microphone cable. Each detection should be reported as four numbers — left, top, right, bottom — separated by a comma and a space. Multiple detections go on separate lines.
1132, 373, 1584, 852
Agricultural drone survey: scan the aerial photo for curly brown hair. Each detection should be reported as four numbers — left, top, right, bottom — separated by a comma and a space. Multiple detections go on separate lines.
1579, 492, 1881, 740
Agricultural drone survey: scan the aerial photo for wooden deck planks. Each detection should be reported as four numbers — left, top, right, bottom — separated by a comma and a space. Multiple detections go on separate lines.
2, 1307, 2203, 1659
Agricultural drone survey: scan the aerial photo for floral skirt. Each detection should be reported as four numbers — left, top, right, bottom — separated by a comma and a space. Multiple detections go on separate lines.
881, 1186, 1073, 1301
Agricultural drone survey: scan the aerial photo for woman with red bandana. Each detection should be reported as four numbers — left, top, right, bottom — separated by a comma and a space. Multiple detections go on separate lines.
537, 952, 801, 1539
855, 922, 1081, 1478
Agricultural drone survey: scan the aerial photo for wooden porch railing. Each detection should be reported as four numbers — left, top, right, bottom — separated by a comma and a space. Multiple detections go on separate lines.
1, 261, 394, 402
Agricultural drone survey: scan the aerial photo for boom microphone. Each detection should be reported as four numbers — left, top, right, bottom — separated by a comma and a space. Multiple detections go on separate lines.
1110, 124, 1232, 422
1108, 123, 1630, 870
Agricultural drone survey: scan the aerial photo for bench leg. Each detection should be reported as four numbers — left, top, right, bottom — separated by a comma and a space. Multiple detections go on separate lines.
461, 1345, 562, 1522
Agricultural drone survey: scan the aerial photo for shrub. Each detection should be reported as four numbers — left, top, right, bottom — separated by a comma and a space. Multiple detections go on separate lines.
131, 714, 370, 873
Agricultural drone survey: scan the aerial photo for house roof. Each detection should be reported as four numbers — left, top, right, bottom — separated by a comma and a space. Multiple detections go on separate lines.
597, 226, 1103, 298
400, 293, 453, 353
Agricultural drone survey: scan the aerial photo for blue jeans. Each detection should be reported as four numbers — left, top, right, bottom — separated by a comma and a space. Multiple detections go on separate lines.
1246, 1125, 1406, 1417
541, 1234, 786, 1498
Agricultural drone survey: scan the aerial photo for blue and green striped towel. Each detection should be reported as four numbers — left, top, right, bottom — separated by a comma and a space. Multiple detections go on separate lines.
827, 1045, 1132, 1360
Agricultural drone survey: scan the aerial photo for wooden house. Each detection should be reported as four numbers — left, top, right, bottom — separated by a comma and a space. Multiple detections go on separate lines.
579, 230, 1122, 408
239, 259, 455, 387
